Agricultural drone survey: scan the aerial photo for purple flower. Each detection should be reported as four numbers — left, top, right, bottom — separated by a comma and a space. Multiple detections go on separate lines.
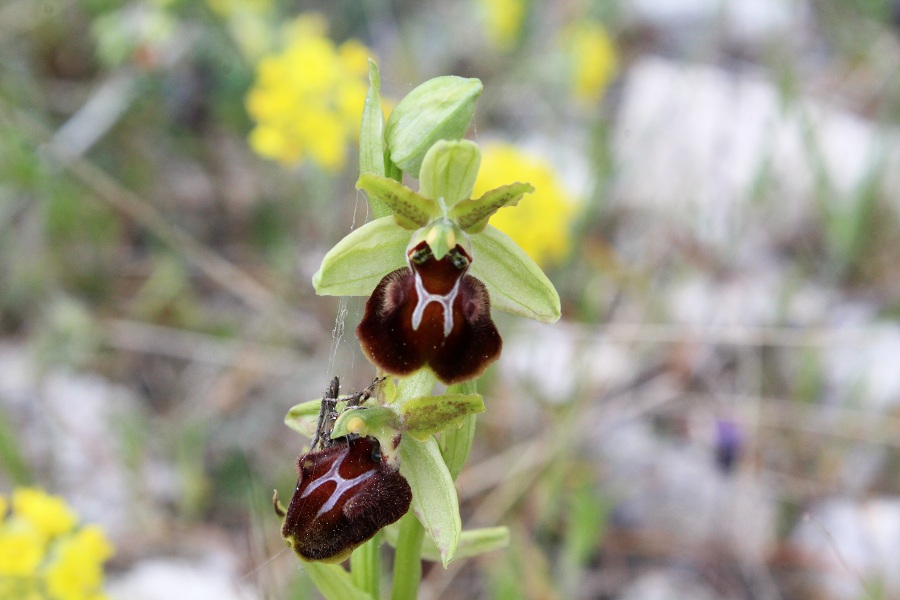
356, 240, 502, 384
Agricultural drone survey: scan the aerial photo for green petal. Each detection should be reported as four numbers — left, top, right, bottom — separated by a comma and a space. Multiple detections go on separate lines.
400, 393, 485, 441
398, 436, 461, 567
470, 225, 561, 323
356, 174, 439, 229
358, 60, 391, 218
451, 182, 535, 233
331, 406, 401, 440
385, 76, 483, 176
332, 405, 403, 465
304, 562, 371, 600
418, 140, 481, 207
312, 216, 409, 296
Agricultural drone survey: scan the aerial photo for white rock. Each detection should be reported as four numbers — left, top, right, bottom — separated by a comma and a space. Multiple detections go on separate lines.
594, 419, 776, 562
613, 57, 900, 251
107, 558, 261, 600
824, 324, 900, 410
617, 568, 718, 600
791, 497, 900, 599
624, 0, 809, 47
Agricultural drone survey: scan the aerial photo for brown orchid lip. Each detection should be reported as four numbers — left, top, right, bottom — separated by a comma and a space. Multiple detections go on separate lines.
279, 378, 411, 562
356, 242, 502, 384
281, 435, 411, 562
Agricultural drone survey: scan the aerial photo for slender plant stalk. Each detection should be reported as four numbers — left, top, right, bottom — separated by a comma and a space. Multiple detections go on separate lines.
351, 533, 381, 599
390, 511, 425, 600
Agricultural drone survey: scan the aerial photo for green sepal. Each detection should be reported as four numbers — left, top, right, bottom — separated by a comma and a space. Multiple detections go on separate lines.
312, 216, 409, 297
356, 174, 439, 230
470, 225, 561, 323
398, 435, 461, 567
400, 393, 485, 441
418, 140, 481, 207
304, 562, 371, 600
451, 182, 535, 233
385, 76, 483, 176
284, 398, 324, 437
393, 370, 438, 406
382, 524, 509, 563
359, 60, 391, 219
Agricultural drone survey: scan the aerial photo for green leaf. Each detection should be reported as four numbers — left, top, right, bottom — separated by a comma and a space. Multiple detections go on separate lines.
284, 398, 322, 437
383, 525, 509, 562
451, 182, 535, 233
418, 140, 481, 206
312, 216, 409, 296
470, 225, 561, 323
385, 76, 482, 176
356, 174, 439, 229
359, 60, 391, 219
398, 436, 461, 567
304, 562, 371, 600
400, 393, 484, 441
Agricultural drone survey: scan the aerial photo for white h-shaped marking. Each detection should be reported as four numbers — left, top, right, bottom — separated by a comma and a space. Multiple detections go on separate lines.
411, 270, 461, 338
301, 450, 377, 517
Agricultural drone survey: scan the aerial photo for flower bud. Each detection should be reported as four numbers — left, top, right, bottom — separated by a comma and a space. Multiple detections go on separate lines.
385, 76, 483, 177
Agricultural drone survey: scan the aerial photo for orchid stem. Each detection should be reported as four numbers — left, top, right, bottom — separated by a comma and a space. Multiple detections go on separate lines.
390, 512, 424, 600
351, 533, 381, 599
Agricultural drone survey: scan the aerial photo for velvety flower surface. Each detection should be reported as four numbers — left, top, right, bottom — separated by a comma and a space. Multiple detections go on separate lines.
282, 436, 411, 562
357, 241, 501, 385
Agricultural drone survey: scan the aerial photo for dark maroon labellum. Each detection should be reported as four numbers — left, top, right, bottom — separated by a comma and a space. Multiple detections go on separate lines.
281, 436, 412, 562
356, 241, 502, 384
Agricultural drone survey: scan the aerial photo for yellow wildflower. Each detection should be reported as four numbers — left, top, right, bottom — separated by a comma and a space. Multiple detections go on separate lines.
473, 143, 579, 266
245, 13, 374, 171
0, 488, 113, 600
12, 487, 76, 539
478, 0, 527, 50
0, 520, 45, 576
45, 527, 114, 600
562, 21, 618, 104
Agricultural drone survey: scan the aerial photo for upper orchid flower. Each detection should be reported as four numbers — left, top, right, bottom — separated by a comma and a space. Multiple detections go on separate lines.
312, 65, 561, 384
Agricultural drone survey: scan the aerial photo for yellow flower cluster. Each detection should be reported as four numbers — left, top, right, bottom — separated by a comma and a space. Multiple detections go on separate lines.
562, 21, 618, 104
0, 488, 114, 600
478, 0, 526, 51
473, 143, 579, 267
245, 14, 373, 171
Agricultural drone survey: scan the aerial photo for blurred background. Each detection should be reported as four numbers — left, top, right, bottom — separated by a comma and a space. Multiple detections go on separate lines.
2, 0, 900, 598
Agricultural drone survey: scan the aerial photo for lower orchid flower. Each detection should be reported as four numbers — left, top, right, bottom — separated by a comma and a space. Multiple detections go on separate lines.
278, 378, 412, 563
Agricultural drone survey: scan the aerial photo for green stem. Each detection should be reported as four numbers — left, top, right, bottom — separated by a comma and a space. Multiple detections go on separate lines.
351, 534, 381, 599
390, 512, 424, 600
